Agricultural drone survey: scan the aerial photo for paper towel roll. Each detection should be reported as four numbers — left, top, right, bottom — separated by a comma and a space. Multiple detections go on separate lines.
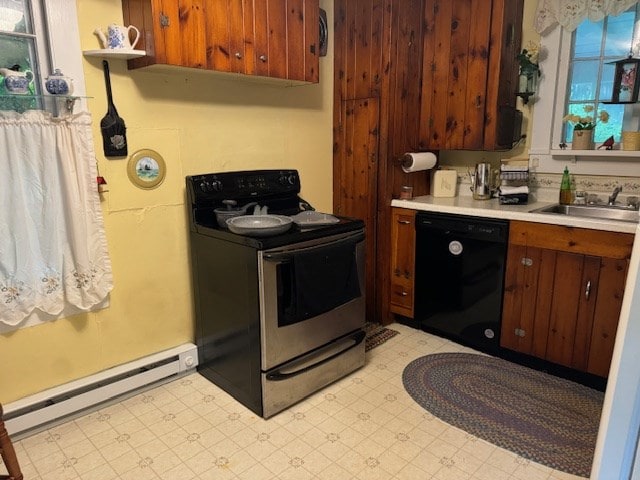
401, 152, 437, 173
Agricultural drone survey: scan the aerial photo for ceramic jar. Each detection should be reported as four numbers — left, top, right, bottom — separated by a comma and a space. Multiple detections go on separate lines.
0, 67, 33, 94
94, 24, 140, 50
571, 130, 594, 150
45, 69, 73, 95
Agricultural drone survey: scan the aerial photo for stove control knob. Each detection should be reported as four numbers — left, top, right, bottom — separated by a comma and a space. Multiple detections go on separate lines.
286, 174, 296, 185
210, 180, 222, 192
199, 181, 209, 192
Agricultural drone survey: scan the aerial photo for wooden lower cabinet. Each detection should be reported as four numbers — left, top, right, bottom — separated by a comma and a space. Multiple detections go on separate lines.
501, 221, 634, 377
389, 208, 416, 318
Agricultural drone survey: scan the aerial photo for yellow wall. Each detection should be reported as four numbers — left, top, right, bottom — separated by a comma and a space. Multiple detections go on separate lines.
0, 0, 334, 403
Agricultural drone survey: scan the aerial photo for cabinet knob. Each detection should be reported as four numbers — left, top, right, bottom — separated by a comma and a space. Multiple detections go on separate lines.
259, 55, 267, 62
398, 220, 411, 225
585, 280, 591, 300
401, 290, 408, 297
521, 257, 533, 267
235, 52, 242, 59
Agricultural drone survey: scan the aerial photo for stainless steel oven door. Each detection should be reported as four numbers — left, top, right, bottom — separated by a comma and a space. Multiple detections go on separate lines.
262, 329, 365, 418
258, 230, 365, 371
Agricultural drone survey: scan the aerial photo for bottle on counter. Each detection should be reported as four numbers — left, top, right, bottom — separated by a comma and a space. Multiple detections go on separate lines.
559, 166, 572, 205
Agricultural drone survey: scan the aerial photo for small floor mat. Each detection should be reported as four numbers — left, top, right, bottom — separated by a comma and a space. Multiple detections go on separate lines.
364, 322, 399, 352
402, 352, 604, 477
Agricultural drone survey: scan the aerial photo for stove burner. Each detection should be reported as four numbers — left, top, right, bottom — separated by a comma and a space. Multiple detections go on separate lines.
187, 169, 364, 249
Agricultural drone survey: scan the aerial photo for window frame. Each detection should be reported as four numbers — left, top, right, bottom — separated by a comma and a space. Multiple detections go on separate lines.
42, 0, 86, 99
529, 22, 640, 176
0, 0, 86, 105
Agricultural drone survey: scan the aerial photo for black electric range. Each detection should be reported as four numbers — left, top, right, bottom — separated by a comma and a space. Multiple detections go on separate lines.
185, 169, 367, 418
186, 169, 364, 248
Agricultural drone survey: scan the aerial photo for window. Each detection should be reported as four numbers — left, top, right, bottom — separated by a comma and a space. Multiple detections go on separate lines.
0, 0, 50, 111
529, 8, 640, 175
564, 5, 640, 143
0, 0, 85, 113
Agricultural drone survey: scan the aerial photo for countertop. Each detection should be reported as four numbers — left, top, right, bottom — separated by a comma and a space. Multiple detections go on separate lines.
391, 195, 638, 234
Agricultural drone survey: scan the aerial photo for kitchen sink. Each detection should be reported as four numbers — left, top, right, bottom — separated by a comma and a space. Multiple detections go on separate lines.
530, 203, 640, 223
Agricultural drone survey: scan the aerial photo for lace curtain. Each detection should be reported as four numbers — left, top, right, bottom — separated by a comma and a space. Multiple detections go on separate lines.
535, 0, 640, 34
0, 110, 113, 327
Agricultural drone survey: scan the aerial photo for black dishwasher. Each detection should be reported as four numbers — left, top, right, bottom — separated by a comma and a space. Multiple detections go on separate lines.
412, 211, 509, 353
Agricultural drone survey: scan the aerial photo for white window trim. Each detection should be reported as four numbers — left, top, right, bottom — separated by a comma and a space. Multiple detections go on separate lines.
42, 0, 86, 100
529, 25, 640, 176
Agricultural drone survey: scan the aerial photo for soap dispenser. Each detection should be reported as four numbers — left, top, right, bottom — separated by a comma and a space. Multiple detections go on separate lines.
559, 166, 572, 205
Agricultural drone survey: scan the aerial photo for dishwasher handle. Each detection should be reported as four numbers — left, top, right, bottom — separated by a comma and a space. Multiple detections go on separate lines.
416, 214, 508, 244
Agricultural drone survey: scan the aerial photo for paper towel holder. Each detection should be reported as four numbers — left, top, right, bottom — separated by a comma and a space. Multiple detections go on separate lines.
399, 151, 438, 173
399, 154, 412, 171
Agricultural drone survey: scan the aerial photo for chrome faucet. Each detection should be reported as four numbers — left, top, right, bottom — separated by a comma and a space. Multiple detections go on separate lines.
608, 186, 622, 205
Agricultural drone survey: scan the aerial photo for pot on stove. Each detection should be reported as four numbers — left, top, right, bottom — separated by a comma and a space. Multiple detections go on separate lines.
214, 200, 258, 229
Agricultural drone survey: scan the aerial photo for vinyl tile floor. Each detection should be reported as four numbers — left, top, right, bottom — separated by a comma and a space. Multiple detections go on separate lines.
3, 324, 584, 480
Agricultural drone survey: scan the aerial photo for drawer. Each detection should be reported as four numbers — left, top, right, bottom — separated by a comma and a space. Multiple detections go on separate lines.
390, 282, 413, 309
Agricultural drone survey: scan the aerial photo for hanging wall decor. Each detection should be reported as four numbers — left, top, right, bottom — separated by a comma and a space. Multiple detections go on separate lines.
608, 56, 640, 103
101, 60, 128, 157
127, 149, 166, 189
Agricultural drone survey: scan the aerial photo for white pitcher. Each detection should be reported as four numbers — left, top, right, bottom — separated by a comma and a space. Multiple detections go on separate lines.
94, 24, 140, 50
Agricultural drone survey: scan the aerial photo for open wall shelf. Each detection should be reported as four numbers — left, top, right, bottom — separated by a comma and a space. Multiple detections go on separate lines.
83, 49, 146, 60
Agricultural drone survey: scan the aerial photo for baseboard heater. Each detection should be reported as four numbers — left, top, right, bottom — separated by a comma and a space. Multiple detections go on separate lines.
4, 343, 198, 438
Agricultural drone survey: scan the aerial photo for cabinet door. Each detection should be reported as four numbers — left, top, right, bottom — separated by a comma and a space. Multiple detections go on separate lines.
208, 0, 260, 76
588, 257, 629, 377
253, 0, 319, 81
266, 0, 288, 79
419, 0, 491, 150
389, 208, 416, 318
162, 0, 207, 68
123, 0, 207, 68
545, 252, 598, 369
252, 0, 270, 76
418, 0, 522, 151
501, 245, 555, 357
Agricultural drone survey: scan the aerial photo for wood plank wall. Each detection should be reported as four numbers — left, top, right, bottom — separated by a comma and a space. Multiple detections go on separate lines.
333, 0, 429, 324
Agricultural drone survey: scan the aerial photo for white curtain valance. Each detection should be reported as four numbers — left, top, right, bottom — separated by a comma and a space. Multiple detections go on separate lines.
535, 0, 640, 34
0, 110, 113, 327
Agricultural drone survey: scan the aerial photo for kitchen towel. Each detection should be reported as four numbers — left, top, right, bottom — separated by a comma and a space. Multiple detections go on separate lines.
499, 193, 529, 205
499, 185, 529, 195
500, 164, 529, 171
501, 171, 529, 181
401, 152, 437, 173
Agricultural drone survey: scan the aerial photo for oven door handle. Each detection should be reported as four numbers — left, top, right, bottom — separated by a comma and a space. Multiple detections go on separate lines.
265, 330, 365, 381
263, 231, 365, 262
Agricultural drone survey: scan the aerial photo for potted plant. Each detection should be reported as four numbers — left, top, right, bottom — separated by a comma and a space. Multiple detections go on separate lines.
517, 43, 541, 96
563, 105, 609, 150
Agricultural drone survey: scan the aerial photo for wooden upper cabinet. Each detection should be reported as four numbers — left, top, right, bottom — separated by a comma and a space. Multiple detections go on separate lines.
122, 0, 320, 83
202, 0, 248, 74
418, 0, 523, 150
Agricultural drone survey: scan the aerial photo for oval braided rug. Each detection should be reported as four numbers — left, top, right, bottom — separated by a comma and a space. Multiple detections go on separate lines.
402, 353, 604, 477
